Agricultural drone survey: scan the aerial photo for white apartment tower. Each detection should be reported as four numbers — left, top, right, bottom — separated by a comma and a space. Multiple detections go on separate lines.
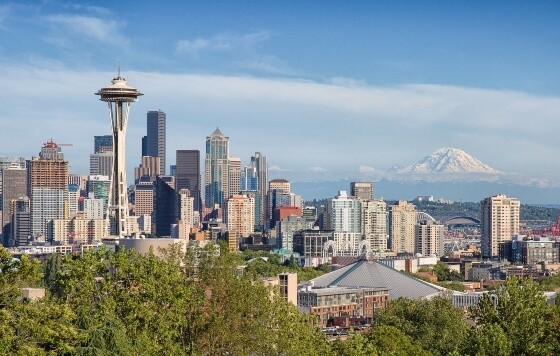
481, 194, 520, 258
329, 191, 362, 256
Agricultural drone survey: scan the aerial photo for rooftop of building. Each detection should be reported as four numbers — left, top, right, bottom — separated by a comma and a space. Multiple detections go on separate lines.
306, 258, 444, 300
301, 286, 388, 296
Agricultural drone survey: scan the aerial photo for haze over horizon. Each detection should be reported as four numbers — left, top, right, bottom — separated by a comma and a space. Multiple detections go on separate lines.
1, 1, 559, 190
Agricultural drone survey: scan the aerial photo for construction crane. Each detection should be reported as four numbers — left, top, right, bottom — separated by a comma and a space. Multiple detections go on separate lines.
532, 214, 560, 237
43, 138, 74, 147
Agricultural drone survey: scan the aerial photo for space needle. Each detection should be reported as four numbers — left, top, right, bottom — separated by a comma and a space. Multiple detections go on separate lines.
95, 71, 143, 238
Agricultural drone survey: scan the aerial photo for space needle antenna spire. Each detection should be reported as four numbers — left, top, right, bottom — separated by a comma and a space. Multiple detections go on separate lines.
95, 69, 143, 238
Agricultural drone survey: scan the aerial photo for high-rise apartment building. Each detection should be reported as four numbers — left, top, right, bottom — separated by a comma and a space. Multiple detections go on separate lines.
205, 128, 229, 208
228, 157, 241, 197
94, 135, 113, 153
350, 182, 374, 200
388, 201, 417, 254
177, 188, 195, 238
146, 110, 166, 175
481, 194, 520, 258
176, 150, 201, 212
329, 191, 362, 256
1, 165, 27, 245
415, 220, 444, 256
27, 141, 69, 240
240, 190, 262, 232
361, 199, 388, 252
225, 194, 255, 237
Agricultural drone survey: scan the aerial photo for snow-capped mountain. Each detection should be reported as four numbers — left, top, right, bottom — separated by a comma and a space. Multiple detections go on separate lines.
393, 147, 501, 174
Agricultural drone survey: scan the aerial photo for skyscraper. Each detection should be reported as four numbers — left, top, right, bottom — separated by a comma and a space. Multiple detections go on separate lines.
481, 194, 520, 258
251, 152, 268, 228
228, 157, 241, 197
27, 141, 69, 241
388, 201, 417, 254
94, 135, 113, 153
1, 165, 27, 245
154, 176, 178, 237
89, 151, 113, 176
329, 191, 362, 255
415, 220, 444, 256
176, 150, 201, 212
134, 156, 161, 182
146, 110, 166, 175
361, 199, 388, 252
13, 197, 30, 246
205, 128, 229, 208
350, 182, 373, 200
241, 165, 258, 191
225, 194, 255, 237
86, 175, 111, 218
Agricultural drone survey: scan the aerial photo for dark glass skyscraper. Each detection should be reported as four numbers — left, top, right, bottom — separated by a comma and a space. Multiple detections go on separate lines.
154, 176, 178, 237
94, 135, 113, 153
146, 110, 166, 175
176, 150, 201, 213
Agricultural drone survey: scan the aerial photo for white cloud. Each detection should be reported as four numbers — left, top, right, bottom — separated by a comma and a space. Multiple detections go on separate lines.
43, 14, 128, 46
358, 165, 376, 173
308, 166, 327, 172
176, 30, 270, 57
0, 66, 559, 182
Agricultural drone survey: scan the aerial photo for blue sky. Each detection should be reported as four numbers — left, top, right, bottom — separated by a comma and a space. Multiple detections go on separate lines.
0, 1, 559, 186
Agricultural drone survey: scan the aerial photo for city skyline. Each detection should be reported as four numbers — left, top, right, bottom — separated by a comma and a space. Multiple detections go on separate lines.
0, 2, 559, 185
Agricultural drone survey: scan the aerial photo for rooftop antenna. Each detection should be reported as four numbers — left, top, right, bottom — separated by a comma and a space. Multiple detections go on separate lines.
117, 61, 121, 77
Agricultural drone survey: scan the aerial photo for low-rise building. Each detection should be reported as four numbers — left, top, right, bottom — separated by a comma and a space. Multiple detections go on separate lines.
298, 286, 388, 327
500, 235, 560, 265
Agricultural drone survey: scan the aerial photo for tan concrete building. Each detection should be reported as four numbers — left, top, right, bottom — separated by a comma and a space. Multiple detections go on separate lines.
415, 220, 444, 256
481, 194, 520, 258
226, 194, 255, 237
228, 157, 241, 197
134, 156, 161, 182
388, 201, 417, 254
134, 183, 154, 217
268, 179, 290, 194
350, 181, 373, 200
361, 199, 388, 251
48, 217, 108, 244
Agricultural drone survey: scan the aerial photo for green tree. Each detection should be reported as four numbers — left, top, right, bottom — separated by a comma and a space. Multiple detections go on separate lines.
467, 324, 512, 356
470, 277, 557, 355
375, 296, 469, 355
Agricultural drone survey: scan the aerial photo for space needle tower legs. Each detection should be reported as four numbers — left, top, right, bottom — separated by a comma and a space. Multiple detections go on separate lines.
95, 72, 143, 238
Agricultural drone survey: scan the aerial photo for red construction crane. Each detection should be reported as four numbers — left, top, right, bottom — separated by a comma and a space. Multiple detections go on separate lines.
43, 138, 74, 147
